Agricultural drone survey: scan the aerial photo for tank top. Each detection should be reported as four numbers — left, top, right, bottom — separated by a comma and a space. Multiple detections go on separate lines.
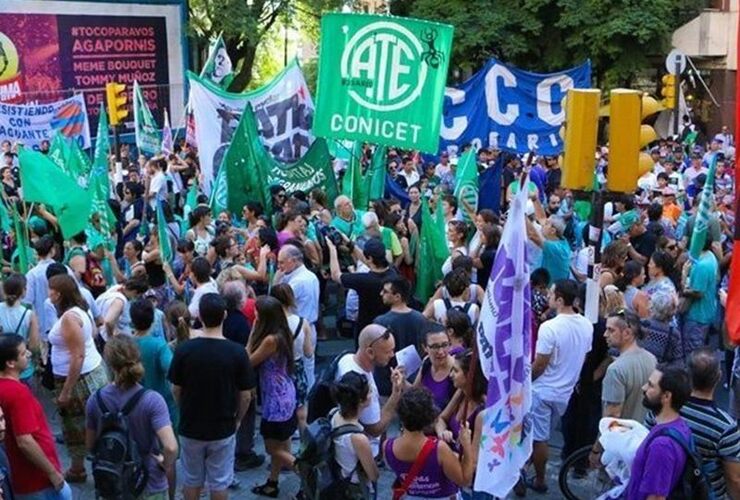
48, 307, 101, 377
0, 303, 34, 379
189, 228, 213, 257
95, 288, 131, 340
331, 412, 364, 484
420, 361, 455, 412
448, 401, 484, 443
384, 438, 459, 498
259, 354, 296, 422
286, 313, 305, 361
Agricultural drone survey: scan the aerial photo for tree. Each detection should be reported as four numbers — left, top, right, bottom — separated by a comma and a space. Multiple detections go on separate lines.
189, 0, 341, 92
396, 0, 704, 86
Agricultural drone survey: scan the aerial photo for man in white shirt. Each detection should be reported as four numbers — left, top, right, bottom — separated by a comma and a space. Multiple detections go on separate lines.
434, 151, 451, 179
277, 244, 320, 385
397, 157, 420, 189
528, 279, 593, 492
334, 324, 403, 455
146, 157, 168, 210
24, 236, 56, 335
187, 257, 218, 322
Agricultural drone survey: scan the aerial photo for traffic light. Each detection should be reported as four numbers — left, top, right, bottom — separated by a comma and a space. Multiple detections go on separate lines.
105, 82, 128, 126
661, 74, 676, 109
606, 89, 642, 193
560, 88, 601, 191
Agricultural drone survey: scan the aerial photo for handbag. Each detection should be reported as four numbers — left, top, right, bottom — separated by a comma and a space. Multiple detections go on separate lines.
392, 437, 437, 500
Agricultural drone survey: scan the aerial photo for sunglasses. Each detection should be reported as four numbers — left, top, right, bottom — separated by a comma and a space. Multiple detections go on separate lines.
369, 329, 393, 347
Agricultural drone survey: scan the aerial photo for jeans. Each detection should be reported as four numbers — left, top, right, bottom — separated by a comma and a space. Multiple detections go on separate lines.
16, 482, 72, 500
682, 319, 710, 356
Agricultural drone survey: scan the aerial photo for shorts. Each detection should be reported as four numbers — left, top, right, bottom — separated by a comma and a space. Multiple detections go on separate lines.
293, 358, 308, 406
180, 434, 235, 491
531, 392, 568, 442
260, 413, 297, 441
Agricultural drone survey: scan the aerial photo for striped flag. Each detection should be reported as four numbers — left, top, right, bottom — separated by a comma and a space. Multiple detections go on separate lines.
688, 154, 718, 260
161, 108, 174, 154
475, 175, 532, 497
156, 200, 173, 263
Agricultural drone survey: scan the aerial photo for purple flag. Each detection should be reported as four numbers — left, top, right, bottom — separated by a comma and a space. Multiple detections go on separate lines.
161, 108, 173, 154
475, 174, 532, 497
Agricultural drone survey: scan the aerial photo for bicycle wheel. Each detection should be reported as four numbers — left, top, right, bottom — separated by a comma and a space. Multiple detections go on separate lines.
558, 445, 614, 500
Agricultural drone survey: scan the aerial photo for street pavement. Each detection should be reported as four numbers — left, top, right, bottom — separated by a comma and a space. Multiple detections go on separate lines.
47, 337, 565, 499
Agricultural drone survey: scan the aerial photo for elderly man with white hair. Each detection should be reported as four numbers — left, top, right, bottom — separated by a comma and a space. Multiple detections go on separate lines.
526, 195, 572, 282
331, 195, 366, 240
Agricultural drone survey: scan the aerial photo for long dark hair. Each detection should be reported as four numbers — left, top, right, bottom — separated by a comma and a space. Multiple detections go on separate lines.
48, 274, 88, 314
250, 296, 293, 373
455, 348, 487, 403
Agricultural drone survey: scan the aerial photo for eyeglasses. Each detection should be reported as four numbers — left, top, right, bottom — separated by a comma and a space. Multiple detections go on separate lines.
427, 342, 450, 351
369, 329, 392, 347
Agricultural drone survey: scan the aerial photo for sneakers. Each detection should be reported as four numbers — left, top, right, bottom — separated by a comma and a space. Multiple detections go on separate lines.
234, 453, 266, 471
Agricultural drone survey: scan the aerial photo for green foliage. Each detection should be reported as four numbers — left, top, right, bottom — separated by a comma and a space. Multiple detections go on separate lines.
398, 0, 705, 86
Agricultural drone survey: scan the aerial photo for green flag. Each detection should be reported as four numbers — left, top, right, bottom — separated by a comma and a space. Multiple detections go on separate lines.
689, 154, 718, 260
367, 145, 387, 202
210, 165, 228, 216
201, 34, 234, 88
157, 200, 173, 263
315, 13, 454, 152
11, 208, 29, 274
47, 134, 68, 173
133, 81, 161, 156
0, 200, 10, 233
89, 105, 115, 244
415, 198, 449, 302
19, 149, 92, 239
184, 180, 199, 219
47, 133, 91, 186
341, 142, 366, 208
221, 104, 338, 215
453, 150, 479, 223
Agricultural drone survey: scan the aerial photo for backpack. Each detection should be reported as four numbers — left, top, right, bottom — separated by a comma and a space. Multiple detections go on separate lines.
295, 411, 367, 500
646, 427, 714, 500
83, 251, 107, 298
443, 298, 472, 315
306, 351, 354, 424
91, 388, 149, 500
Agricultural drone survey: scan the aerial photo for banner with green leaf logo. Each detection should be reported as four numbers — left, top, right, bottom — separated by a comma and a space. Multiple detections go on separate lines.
315, 13, 453, 153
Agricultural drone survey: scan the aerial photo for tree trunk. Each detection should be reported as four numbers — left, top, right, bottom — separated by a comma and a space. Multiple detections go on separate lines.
228, 43, 257, 92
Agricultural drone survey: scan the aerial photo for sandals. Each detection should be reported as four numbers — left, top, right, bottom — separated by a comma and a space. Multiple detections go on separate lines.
525, 475, 549, 494
252, 480, 279, 498
64, 469, 87, 483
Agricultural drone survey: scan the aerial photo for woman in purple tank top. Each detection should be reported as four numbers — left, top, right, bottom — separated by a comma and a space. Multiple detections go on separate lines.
413, 327, 455, 412
248, 297, 297, 498
384, 388, 472, 499
434, 349, 490, 500
445, 309, 474, 356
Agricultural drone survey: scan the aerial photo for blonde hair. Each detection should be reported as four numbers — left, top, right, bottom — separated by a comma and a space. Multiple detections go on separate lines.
104, 336, 144, 389
600, 285, 625, 318
165, 301, 191, 346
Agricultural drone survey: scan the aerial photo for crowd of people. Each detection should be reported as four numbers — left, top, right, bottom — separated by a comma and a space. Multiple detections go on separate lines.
0, 124, 737, 500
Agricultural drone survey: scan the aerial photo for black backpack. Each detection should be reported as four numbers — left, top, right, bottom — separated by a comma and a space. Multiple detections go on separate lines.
307, 351, 354, 424
647, 427, 714, 500
295, 411, 367, 500
443, 298, 472, 315
91, 388, 149, 500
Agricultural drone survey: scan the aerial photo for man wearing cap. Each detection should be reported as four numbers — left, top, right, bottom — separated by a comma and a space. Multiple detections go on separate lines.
327, 237, 398, 345
662, 187, 682, 224
683, 153, 708, 188
703, 135, 723, 165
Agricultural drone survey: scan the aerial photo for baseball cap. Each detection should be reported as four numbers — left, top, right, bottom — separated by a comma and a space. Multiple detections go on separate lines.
363, 237, 387, 262
713, 134, 725, 143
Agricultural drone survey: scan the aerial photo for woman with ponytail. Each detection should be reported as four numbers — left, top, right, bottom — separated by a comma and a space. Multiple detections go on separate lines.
85, 335, 178, 499
164, 301, 200, 351
0, 273, 40, 386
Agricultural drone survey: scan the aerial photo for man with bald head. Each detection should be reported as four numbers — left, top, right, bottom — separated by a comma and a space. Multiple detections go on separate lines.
334, 324, 404, 455
277, 243, 319, 385
646, 349, 740, 498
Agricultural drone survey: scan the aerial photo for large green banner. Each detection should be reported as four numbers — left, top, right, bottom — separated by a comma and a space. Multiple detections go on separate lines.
314, 13, 453, 153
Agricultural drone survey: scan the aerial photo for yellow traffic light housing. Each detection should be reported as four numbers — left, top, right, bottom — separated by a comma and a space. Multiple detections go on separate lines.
106, 82, 129, 126
606, 89, 642, 193
661, 74, 676, 109
561, 89, 601, 191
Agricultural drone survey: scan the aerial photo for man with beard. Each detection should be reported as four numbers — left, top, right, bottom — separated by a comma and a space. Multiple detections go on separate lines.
625, 367, 692, 499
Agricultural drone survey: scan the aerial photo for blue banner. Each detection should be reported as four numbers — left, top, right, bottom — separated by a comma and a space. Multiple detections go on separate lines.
439, 58, 591, 156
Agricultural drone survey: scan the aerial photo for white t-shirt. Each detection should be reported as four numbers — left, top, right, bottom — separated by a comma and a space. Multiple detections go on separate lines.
188, 279, 218, 320
533, 313, 593, 401
148, 171, 167, 208
335, 354, 380, 454
95, 287, 132, 341
432, 298, 479, 326
287, 313, 305, 361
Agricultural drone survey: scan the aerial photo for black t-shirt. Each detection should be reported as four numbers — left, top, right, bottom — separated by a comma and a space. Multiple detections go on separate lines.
223, 309, 250, 346
373, 309, 431, 396
630, 231, 657, 262
341, 267, 398, 333
168, 337, 256, 440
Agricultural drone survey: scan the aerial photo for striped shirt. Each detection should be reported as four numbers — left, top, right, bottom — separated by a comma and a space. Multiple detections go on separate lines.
647, 396, 740, 498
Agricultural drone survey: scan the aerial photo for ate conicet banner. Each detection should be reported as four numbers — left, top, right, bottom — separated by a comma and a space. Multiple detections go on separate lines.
314, 13, 453, 153
188, 59, 315, 195
440, 58, 592, 156
0, 93, 91, 149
